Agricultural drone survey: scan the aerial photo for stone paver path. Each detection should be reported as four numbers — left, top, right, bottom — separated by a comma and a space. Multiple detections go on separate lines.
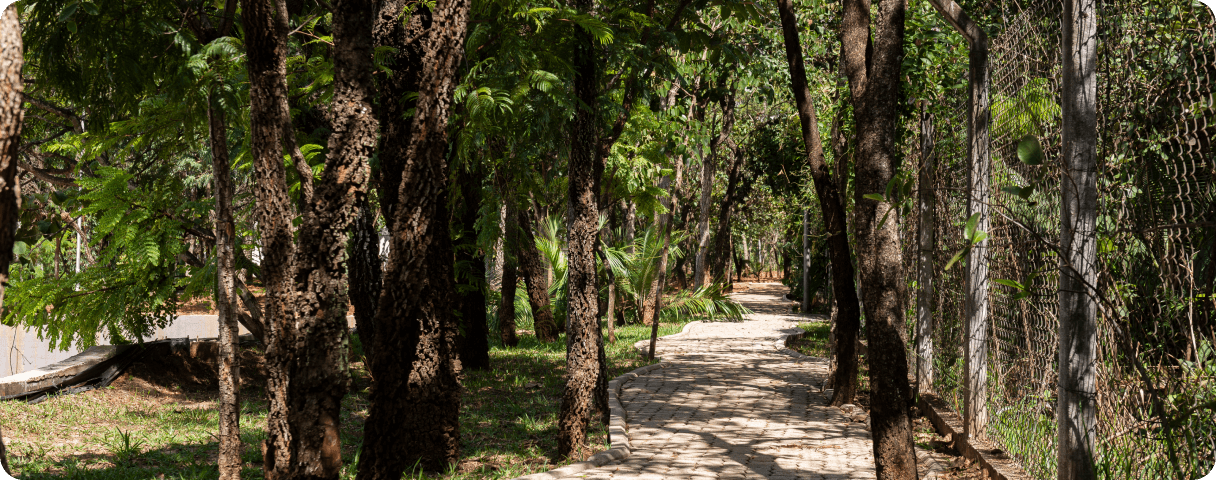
569, 283, 876, 480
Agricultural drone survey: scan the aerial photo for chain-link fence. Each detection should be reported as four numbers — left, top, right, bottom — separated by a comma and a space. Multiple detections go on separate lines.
909, 1, 1216, 478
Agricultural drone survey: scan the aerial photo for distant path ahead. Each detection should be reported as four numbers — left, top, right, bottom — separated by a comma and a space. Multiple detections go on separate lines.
571, 282, 877, 479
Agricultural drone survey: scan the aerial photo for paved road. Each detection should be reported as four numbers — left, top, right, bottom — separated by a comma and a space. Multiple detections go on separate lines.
569, 283, 877, 480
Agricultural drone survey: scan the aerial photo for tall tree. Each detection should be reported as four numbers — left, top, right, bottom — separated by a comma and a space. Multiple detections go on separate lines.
0, 5, 22, 475
495, 168, 522, 348
516, 211, 560, 341
840, 0, 919, 477
558, 0, 604, 457
457, 165, 491, 370
357, 0, 471, 473
207, 93, 242, 480
244, 0, 379, 475
1058, 0, 1099, 477
774, 0, 863, 406
349, 197, 382, 358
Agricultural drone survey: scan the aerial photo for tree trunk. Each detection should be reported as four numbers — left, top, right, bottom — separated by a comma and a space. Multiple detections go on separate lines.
0, 6, 22, 475
1058, 0, 1098, 477
357, 0, 470, 473
208, 93, 242, 480
458, 166, 490, 370
349, 196, 381, 359
494, 168, 521, 347
841, 0, 918, 477
692, 143, 715, 288
709, 136, 743, 284
774, 0, 862, 407
516, 211, 559, 342
558, 0, 602, 457
241, 0, 302, 474
246, 0, 380, 476
645, 156, 684, 357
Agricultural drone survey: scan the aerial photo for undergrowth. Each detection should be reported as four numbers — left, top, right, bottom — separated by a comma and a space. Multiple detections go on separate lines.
0, 321, 691, 479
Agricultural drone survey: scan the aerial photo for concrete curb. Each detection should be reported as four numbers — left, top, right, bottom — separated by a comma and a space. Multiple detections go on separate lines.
630, 320, 702, 359
917, 391, 1030, 480
510, 362, 668, 480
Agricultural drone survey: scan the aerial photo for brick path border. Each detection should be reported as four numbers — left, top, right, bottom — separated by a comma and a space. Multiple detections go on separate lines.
511, 361, 669, 480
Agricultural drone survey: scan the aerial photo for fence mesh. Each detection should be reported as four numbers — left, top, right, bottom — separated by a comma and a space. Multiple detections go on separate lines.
909, 1, 1216, 478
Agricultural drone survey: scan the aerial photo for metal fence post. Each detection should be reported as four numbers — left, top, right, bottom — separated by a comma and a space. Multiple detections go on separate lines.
927, 0, 990, 439
916, 103, 936, 396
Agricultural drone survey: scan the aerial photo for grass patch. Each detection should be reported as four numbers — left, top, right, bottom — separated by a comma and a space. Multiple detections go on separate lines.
0, 320, 690, 479
788, 322, 872, 406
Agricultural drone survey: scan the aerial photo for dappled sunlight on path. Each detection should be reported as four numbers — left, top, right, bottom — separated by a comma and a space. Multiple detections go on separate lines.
564, 282, 875, 480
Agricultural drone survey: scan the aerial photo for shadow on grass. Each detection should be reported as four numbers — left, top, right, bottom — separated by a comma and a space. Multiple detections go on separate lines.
10, 429, 269, 479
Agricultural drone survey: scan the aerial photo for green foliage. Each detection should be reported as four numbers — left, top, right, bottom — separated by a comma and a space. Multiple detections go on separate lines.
607, 227, 750, 323
5, 168, 210, 350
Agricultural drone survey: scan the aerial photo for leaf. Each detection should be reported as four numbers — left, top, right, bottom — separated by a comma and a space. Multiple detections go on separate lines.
1017, 135, 1045, 166
1019, 184, 1035, 199
944, 247, 967, 271
59, 2, 79, 22
964, 212, 980, 240
12, 241, 28, 257
863, 193, 885, 203
992, 279, 1025, 291
1000, 186, 1024, 197
81, 2, 99, 15
66, 20, 78, 34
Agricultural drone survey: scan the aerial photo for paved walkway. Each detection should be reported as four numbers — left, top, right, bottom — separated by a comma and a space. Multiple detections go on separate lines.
569, 283, 876, 480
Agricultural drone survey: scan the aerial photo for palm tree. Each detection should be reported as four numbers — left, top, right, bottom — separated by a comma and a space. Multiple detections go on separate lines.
605, 227, 751, 324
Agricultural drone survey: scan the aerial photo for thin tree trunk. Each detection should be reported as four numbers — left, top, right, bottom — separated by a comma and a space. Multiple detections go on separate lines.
0, 6, 22, 475
516, 211, 559, 342
774, 0, 863, 407
606, 283, 617, 343
558, 0, 602, 457
496, 167, 521, 347
208, 93, 242, 480
645, 155, 684, 357
841, 0, 918, 477
710, 138, 743, 284
357, 0, 469, 473
458, 166, 490, 370
1058, 0, 1099, 477
693, 142, 714, 288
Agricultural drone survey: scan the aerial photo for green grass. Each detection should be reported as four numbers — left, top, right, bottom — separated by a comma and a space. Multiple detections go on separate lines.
0, 320, 692, 479
789, 322, 871, 401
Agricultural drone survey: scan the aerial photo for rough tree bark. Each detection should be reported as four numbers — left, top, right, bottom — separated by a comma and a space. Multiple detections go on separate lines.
458, 166, 490, 370
241, 0, 302, 474
349, 196, 382, 359
1058, 0, 1098, 477
516, 211, 559, 342
496, 171, 522, 347
0, 6, 22, 475
244, 0, 379, 476
558, 0, 603, 457
208, 93, 242, 480
841, 0, 919, 477
774, 0, 863, 406
356, 0, 470, 473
